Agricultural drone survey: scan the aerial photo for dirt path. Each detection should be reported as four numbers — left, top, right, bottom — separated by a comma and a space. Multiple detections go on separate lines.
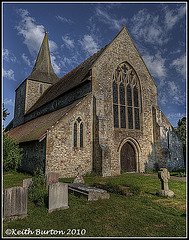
127, 172, 186, 182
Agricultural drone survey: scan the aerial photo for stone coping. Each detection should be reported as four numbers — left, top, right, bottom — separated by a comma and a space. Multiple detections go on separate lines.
68, 183, 108, 193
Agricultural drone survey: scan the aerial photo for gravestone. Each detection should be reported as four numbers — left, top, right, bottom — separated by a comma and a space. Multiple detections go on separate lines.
3, 186, 28, 220
68, 183, 110, 201
73, 165, 85, 184
48, 182, 69, 213
156, 168, 175, 197
46, 172, 59, 188
23, 178, 33, 189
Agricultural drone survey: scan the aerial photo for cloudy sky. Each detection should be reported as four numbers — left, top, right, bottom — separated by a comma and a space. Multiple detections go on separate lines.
2, 2, 186, 128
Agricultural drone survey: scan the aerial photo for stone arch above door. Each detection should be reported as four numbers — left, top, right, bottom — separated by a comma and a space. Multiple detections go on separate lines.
118, 137, 141, 173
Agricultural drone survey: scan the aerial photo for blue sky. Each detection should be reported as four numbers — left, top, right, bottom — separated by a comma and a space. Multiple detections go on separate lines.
2, 1, 187, 128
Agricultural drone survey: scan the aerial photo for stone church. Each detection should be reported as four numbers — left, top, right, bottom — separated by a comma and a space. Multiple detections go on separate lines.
6, 25, 184, 177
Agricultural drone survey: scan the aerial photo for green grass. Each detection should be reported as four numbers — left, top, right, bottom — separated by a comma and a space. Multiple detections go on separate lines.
3, 171, 186, 237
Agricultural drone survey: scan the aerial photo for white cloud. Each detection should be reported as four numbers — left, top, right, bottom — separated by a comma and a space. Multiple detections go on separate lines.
167, 112, 186, 119
167, 81, 185, 105
164, 5, 186, 30
158, 91, 168, 105
49, 40, 58, 53
79, 35, 100, 57
130, 9, 168, 45
15, 8, 57, 56
3, 49, 16, 62
22, 53, 32, 67
62, 35, 75, 49
95, 8, 127, 31
169, 49, 181, 55
142, 52, 167, 80
56, 15, 72, 24
51, 55, 60, 75
3, 68, 16, 81
170, 54, 186, 77
167, 81, 179, 97
3, 98, 14, 107
60, 53, 84, 70
158, 81, 185, 106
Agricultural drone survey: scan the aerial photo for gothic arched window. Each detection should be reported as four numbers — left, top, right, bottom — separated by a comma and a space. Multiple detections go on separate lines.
74, 122, 77, 147
112, 61, 141, 130
113, 82, 119, 128
80, 123, 83, 147
73, 117, 84, 148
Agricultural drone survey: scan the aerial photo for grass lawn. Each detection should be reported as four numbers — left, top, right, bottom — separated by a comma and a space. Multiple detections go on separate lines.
3, 171, 186, 237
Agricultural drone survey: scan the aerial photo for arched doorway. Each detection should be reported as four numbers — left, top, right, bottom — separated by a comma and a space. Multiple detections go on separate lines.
120, 142, 136, 172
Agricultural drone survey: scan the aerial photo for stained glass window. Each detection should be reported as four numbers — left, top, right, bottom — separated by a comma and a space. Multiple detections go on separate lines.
74, 119, 84, 147
112, 61, 141, 130
127, 85, 132, 106
120, 106, 126, 128
128, 107, 133, 129
134, 86, 139, 107
113, 82, 118, 104
80, 123, 83, 147
113, 105, 119, 128
119, 83, 125, 105
74, 122, 77, 147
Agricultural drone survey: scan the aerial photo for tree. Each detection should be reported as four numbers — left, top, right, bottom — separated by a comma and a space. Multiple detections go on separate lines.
176, 117, 186, 167
3, 104, 10, 121
3, 131, 23, 172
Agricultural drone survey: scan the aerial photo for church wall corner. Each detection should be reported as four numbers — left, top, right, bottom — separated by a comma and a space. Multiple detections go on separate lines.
45, 94, 94, 178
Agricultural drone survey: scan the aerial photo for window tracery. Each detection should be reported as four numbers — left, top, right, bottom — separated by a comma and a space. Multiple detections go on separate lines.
73, 118, 84, 148
112, 61, 141, 130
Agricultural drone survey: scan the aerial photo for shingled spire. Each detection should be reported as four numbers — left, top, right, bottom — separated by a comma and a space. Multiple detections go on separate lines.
27, 31, 59, 84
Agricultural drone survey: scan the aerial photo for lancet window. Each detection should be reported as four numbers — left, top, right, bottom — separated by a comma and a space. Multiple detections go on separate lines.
112, 61, 141, 130
74, 117, 84, 147
39, 84, 43, 94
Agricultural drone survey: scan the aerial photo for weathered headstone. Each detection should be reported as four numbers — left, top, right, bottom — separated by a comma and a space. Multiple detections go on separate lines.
73, 165, 85, 184
46, 172, 59, 188
48, 182, 69, 213
3, 186, 28, 220
23, 178, 33, 189
156, 168, 175, 197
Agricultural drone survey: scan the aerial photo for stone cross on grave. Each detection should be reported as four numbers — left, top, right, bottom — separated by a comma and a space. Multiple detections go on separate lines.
156, 168, 174, 197
73, 165, 85, 184
158, 168, 170, 191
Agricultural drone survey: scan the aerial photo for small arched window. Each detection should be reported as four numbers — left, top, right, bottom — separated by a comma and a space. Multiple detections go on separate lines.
80, 123, 83, 147
74, 122, 77, 147
73, 117, 84, 148
39, 84, 43, 94
112, 61, 141, 130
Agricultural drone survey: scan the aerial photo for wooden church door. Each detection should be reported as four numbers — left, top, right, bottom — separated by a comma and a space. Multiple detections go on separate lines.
121, 142, 136, 172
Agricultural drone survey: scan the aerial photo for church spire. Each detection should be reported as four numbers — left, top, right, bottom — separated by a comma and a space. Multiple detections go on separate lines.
27, 31, 59, 84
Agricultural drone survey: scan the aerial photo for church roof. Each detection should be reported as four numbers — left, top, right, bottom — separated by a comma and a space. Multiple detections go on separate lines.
8, 97, 86, 143
26, 44, 108, 114
26, 31, 59, 84
24, 25, 157, 116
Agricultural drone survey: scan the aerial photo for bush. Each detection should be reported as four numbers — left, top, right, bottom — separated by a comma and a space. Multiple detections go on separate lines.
93, 182, 142, 196
84, 170, 97, 177
28, 168, 48, 207
3, 131, 23, 172
170, 169, 186, 177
